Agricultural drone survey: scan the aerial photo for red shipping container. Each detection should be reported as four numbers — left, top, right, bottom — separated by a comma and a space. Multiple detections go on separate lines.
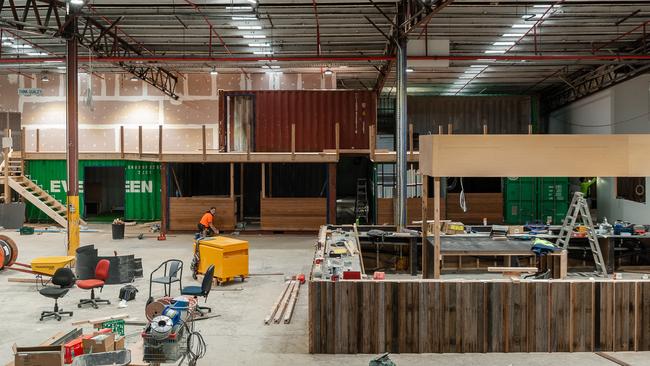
218, 90, 377, 152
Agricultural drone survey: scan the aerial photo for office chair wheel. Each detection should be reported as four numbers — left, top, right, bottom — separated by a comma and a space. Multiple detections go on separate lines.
77, 304, 82, 308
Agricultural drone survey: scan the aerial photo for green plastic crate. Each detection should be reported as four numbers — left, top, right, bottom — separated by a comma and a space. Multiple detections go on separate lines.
100, 319, 125, 336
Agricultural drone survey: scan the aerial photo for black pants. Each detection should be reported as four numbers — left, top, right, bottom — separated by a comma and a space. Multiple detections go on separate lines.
197, 223, 214, 236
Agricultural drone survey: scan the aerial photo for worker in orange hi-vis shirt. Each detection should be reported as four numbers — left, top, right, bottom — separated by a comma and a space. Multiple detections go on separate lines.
197, 207, 219, 237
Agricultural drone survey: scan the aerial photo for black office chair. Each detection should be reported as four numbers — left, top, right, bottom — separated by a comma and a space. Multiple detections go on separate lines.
181, 264, 214, 316
148, 259, 183, 302
39, 267, 75, 321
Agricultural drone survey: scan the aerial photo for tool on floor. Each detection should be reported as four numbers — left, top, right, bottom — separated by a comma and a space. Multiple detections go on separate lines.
369, 353, 396, 366
556, 191, 608, 276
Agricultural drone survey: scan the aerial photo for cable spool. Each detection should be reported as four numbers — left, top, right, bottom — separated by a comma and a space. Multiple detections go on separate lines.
150, 315, 173, 340
0, 235, 18, 270
145, 300, 167, 322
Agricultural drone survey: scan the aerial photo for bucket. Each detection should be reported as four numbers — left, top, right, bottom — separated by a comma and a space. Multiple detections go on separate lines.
112, 224, 125, 240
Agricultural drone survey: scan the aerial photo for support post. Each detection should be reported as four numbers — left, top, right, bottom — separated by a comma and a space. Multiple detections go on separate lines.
158, 125, 163, 160
36, 128, 40, 152
160, 162, 168, 236
483, 124, 488, 135
239, 163, 244, 221
433, 177, 441, 278
202, 125, 207, 161
261, 163, 266, 198
246, 124, 251, 160
335, 122, 340, 159
20, 127, 25, 173
422, 174, 433, 278
369, 124, 376, 161
395, 35, 408, 229
291, 123, 296, 160
65, 15, 80, 256
230, 163, 235, 199
408, 123, 414, 160
528, 124, 533, 134
120, 126, 124, 159
138, 125, 143, 158
328, 163, 337, 224
3, 129, 10, 203
268, 164, 272, 197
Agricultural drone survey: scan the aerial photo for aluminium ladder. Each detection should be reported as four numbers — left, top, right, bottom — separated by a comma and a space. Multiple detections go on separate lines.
354, 178, 369, 224
556, 192, 608, 276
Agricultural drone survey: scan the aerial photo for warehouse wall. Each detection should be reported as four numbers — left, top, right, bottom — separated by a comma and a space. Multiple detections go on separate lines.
549, 74, 650, 222
0, 72, 336, 152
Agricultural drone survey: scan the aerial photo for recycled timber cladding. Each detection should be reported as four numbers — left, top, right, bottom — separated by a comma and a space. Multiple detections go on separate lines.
218, 90, 376, 152
308, 280, 650, 354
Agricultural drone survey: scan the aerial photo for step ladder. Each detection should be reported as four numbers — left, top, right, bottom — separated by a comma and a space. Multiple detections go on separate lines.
556, 192, 607, 276
354, 178, 369, 224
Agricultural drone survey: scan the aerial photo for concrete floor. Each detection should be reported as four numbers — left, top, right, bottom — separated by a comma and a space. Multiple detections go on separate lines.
1, 225, 649, 366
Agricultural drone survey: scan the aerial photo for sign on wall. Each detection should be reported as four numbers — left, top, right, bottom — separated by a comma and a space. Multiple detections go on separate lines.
18, 88, 43, 97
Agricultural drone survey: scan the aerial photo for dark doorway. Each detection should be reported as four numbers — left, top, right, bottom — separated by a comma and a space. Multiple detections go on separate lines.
84, 166, 125, 221
236, 163, 261, 228
336, 156, 373, 224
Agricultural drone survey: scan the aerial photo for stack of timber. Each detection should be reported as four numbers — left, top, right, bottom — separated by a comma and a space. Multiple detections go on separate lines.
169, 196, 236, 230
264, 280, 301, 325
260, 197, 326, 231
309, 279, 650, 354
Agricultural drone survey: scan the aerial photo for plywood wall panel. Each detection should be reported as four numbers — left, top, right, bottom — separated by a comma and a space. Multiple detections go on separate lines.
169, 196, 236, 230
163, 100, 218, 125
260, 197, 326, 231
0, 75, 20, 111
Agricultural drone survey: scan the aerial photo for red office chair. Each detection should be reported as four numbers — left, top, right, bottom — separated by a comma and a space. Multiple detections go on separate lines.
76, 259, 111, 309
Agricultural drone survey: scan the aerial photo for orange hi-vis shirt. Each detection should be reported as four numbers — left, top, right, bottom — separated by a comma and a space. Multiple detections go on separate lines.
199, 212, 213, 226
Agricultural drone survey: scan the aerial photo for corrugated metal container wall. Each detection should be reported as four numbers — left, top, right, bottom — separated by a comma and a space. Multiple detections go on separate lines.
408, 96, 532, 135
219, 90, 376, 152
25, 160, 161, 222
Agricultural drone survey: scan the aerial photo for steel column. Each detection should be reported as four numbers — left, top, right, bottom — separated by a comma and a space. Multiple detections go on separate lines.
394, 36, 408, 229
65, 15, 80, 256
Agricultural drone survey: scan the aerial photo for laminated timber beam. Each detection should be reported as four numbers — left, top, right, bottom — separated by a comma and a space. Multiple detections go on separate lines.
0, 0, 179, 99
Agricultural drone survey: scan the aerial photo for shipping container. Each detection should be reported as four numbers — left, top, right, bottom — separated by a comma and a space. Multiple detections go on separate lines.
25, 160, 161, 222
407, 95, 533, 135
504, 177, 570, 225
218, 90, 377, 152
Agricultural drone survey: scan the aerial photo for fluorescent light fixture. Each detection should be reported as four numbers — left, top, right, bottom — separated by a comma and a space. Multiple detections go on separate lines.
270, 65, 281, 69
248, 43, 270, 47
533, 4, 560, 8
226, 6, 252, 11
44, 60, 63, 63
237, 25, 262, 30
485, 50, 506, 54
493, 41, 515, 46
2, 42, 12, 47
243, 35, 266, 39
458, 75, 474, 79
470, 65, 487, 68
512, 24, 531, 28
406, 67, 414, 73
12, 44, 32, 49
253, 51, 273, 55
503, 33, 525, 37
324, 69, 333, 75
130, 75, 139, 81
232, 16, 256, 21
26, 52, 47, 56
41, 74, 49, 82
246, 0, 257, 3
464, 70, 480, 74
70, 0, 84, 4
210, 67, 218, 75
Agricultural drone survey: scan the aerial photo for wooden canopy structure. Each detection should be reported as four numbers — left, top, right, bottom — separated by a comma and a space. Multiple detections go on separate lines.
418, 134, 650, 278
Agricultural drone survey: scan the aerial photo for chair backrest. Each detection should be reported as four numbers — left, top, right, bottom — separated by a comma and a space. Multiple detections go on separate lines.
201, 265, 215, 297
95, 259, 110, 281
52, 267, 75, 288
167, 260, 182, 279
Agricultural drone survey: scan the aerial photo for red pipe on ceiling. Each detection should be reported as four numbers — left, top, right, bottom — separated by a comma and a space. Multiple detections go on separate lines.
2, 54, 650, 64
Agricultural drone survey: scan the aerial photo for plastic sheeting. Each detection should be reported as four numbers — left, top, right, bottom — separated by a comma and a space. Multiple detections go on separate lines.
25, 160, 161, 222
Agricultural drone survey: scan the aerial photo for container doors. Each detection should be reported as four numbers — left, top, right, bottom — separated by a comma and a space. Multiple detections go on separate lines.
226, 94, 255, 152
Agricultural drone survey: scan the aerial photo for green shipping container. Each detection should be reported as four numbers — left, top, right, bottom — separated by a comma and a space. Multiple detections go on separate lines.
504, 177, 537, 224
25, 160, 161, 222
504, 177, 570, 225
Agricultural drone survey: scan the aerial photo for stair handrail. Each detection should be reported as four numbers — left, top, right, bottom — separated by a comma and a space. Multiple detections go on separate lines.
0, 147, 13, 174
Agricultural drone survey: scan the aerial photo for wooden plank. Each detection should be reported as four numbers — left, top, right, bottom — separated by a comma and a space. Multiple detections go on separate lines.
527, 281, 550, 352
202, 125, 207, 161
376, 197, 446, 225
419, 134, 650, 177
229, 163, 235, 198
119, 126, 124, 158
35, 128, 40, 152
433, 178, 441, 279
486, 282, 506, 352
158, 124, 163, 160
283, 280, 301, 324
169, 196, 236, 230
260, 197, 326, 231
571, 281, 594, 352
291, 124, 296, 160
446, 193, 503, 224
638, 282, 650, 351
274, 280, 296, 324
261, 163, 266, 198
72, 313, 129, 326
335, 122, 340, 159
614, 281, 636, 351
508, 282, 527, 352
550, 282, 571, 352
138, 125, 143, 157
461, 282, 483, 352
597, 281, 615, 351
264, 281, 291, 324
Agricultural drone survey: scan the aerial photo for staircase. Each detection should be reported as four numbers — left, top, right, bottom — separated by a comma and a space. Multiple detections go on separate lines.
2, 153, 86, 228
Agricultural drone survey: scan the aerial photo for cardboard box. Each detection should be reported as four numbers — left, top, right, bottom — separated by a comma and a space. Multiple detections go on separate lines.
14, 345, 63, 366
508, 225, 525, 235
442, 221, 465, 235
82, 333, 115, 354
114, 336, 125, 351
